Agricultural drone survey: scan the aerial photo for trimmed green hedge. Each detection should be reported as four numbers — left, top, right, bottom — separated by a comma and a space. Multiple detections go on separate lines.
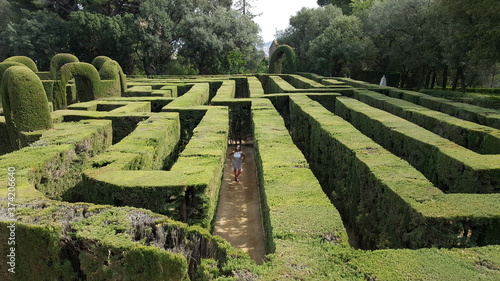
103, 97, 174, 112
282, 74, 325, 89
93, 56, 127, 96
49, 53, 79, 80
336, 77, 500, 130
251, 98, 362, 280
0, 116, 13, 155
75, 107, 228, 229
4, 56, 38, 72
52, 109, 150, 144
247, 76, 265, 98
345, 89, 500, 154
334, 96, 500, 194
0, 119, 112, 201
269, 44, 298, 74
164, 83, 210, 108
210, 79, 236, 104
266, 75, 296, 93
1, 66, 53, 149
288, 94, 500, 249
0, 201, 254, 281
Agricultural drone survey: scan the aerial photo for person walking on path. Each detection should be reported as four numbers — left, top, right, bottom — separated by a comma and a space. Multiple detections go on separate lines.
230, 145, 245, 182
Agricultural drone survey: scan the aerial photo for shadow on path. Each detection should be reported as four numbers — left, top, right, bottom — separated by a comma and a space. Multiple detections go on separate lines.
213, 145, 266, 265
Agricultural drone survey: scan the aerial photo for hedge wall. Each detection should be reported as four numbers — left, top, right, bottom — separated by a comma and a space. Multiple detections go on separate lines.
269, 44, 298, 74
334, 96, 500, 194
0, 119, 112, 202
251, 98, 363, 280
344, 89, 500, 154
0, 201, 254, 281
335, 77, 500, 130
49, 53, 79, 80
1, 66, 53, 149
75, 107, 228, 229
288, 94, 500, 249
281, 74, 325, 89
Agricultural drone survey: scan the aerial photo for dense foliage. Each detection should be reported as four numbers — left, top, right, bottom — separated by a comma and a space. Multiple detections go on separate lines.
0, 0, 265, 75
279, 0, 500, 89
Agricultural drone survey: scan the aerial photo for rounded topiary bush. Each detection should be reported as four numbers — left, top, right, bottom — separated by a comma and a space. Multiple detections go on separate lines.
53, 62, 101, 109
50, 53, 80, 80
269, 44, 298, 74
1, 66, 52, 149
99, 59, 127, 96
91, 56, 112, 70
4, 56, 39, 72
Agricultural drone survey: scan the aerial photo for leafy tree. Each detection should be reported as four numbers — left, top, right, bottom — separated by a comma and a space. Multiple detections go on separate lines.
135, 0, 184, 74
233, 0, 259, 18
179, 7, 261, 74
0, 0, 15, 59
3, 10, 69, 68
363, 0, 441, 88
308, 14, 365, 76
436, 0, 500, 90
68, 11, 137, 71
350, 0, 375, 14
317, 0, 353, 14
277, 5, 344, 70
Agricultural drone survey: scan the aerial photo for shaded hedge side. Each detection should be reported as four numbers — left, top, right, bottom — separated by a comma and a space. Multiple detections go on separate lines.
334, 96, 500, 194
288, 94, 500, 249
344, 89, 500, 154
76, 107, 228, 229
1, 66, 53, 149
336, 77, 500, 130
251, 98, 360, 280
0, 201, 254, 281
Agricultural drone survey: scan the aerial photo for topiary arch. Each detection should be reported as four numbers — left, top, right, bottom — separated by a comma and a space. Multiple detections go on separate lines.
50, 53, 80, 80
53, 62, 102, 109
269, 44, 298, 74
1, 66, 52, 149
4, 56, 39, 72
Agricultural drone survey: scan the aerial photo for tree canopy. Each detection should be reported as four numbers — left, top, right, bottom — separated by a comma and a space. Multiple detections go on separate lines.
1, 0, 265, 75
277, 1, 500, 89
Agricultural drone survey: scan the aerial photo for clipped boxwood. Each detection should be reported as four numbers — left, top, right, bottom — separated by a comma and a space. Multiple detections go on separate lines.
4, 56, 38, 72
0, 200, 253, 281
1, 66, 52, 149
269, 44, 298, 74
77, 107, 228, 229
333, 96, 500, 193
288, 94, 500, 249
49, 53, 79, 80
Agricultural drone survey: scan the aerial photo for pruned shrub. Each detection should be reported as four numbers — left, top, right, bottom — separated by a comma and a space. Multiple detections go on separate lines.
1, 66, 52, 149
269, 44, 298, 74
4, 56, 39, 72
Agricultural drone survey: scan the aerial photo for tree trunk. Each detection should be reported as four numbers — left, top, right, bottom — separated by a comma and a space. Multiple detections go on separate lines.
442, 65, 448, 90
430, 71, 437, 89
451, 66, 460, 91
459, 66, 466, 93
424, 68, 431, 89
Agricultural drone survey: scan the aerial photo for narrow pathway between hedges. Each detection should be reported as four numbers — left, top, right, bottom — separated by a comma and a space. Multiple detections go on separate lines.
213, 145, 266, 265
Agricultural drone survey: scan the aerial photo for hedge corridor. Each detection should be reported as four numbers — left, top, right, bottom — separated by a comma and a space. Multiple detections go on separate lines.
0, 54, 499, 280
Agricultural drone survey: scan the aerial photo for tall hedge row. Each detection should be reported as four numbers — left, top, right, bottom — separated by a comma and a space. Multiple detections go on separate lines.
288, 94, 500, 249
1, 66, 53, 149
334, 96, 500, 194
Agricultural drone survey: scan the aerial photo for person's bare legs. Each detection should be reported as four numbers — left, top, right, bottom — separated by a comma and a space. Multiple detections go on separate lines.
234, 169, 239, 181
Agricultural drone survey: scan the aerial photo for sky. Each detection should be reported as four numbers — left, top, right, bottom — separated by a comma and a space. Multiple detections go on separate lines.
251, 0, 319, 43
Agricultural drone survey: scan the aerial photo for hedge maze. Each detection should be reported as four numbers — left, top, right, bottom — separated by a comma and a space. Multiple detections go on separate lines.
0, 55, 500, 280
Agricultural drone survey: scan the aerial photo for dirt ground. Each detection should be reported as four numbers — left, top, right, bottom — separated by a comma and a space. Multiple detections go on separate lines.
213, 145, 266, 265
